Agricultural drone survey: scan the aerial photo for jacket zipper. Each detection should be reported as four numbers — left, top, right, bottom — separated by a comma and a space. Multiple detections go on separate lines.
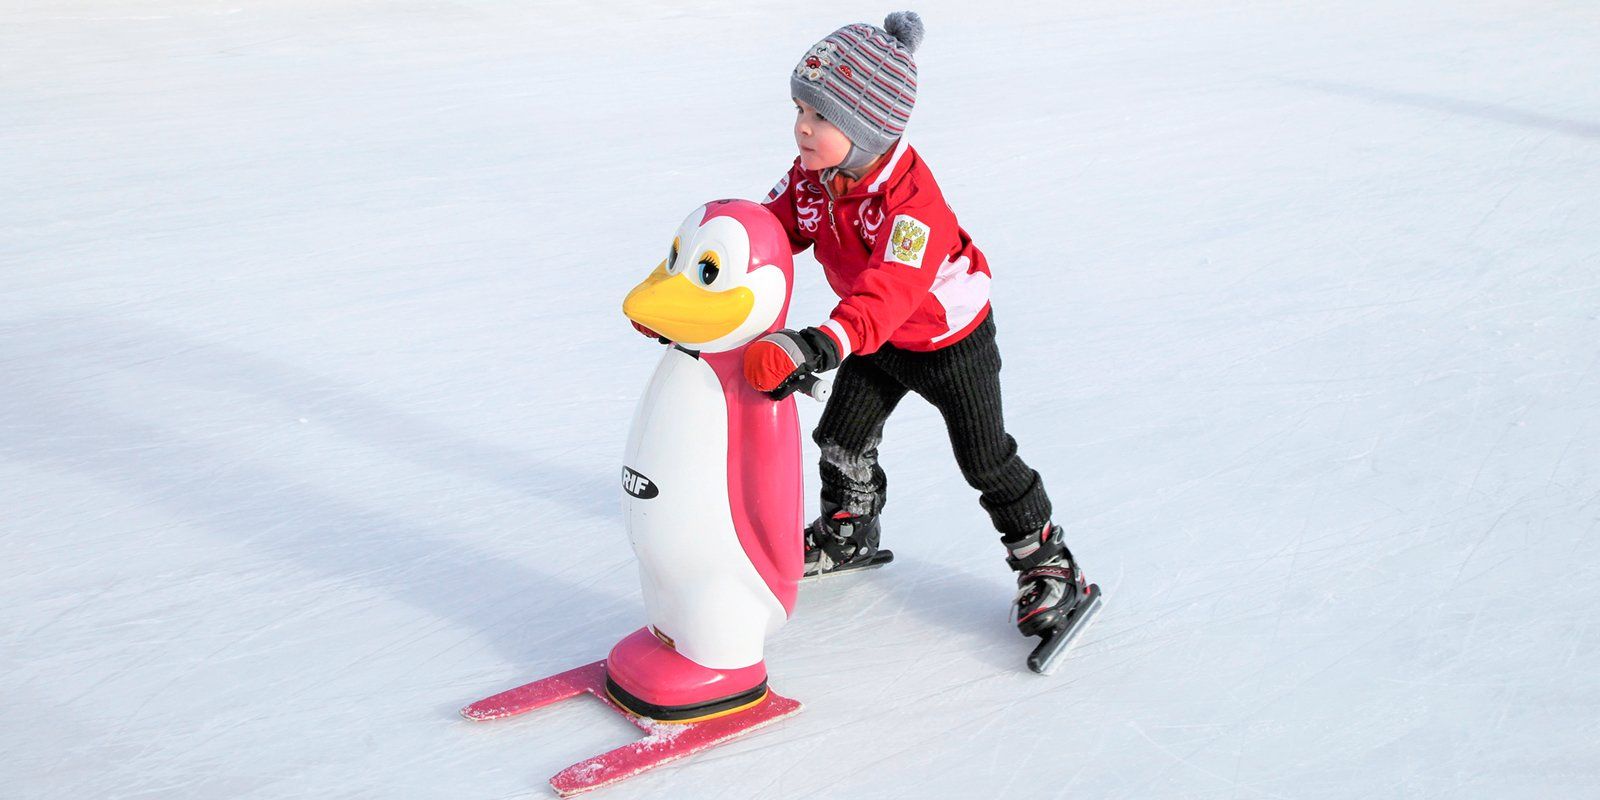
822, 179, 839, 239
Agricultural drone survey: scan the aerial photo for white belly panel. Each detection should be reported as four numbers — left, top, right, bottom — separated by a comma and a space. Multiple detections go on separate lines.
621, 349, 786, 669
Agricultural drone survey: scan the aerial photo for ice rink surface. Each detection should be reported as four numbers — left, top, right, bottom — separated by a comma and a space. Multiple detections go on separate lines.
4, 1, 1598, 797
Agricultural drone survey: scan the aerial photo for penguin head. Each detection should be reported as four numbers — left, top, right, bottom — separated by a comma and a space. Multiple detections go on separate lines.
623, 199, 794, 354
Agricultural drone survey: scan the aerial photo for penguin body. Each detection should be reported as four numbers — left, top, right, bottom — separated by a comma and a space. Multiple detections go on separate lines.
622, 347, 794, 669
612, 200, 803, 699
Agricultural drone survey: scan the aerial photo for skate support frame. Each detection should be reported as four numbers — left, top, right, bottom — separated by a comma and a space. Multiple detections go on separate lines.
461, 660, 801, 797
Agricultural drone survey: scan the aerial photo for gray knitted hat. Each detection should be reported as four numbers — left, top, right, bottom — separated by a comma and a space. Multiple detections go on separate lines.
791, 11, 924, 158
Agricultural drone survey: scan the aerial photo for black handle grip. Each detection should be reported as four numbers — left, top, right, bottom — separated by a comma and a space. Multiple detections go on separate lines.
795, 373, 832, 402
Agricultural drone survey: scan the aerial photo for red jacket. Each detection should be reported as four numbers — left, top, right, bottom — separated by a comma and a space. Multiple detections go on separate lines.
762, 140, 992, 356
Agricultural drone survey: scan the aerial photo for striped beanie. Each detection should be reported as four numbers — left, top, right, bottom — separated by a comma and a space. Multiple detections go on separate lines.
790, 11, 924, 158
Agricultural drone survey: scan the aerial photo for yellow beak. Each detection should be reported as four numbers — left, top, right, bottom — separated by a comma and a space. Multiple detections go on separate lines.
623, 263, 755, 344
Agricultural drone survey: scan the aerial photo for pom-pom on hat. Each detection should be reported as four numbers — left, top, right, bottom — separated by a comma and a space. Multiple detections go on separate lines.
791, 12, 924, 158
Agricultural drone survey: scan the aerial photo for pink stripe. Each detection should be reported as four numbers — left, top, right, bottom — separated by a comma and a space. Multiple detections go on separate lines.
702, 350, 803, 616
821, 77, 895, 128
839, 51, 917, 104
833, 26, 917, 84
827, 65, 912, 120
692, 199, 803, 615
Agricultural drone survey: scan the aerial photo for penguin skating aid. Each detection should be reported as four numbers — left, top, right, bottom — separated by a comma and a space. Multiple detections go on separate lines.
461, 200, 817, 796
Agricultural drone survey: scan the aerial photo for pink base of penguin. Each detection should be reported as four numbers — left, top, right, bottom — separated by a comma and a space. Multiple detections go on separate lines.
604, 627, 770, 720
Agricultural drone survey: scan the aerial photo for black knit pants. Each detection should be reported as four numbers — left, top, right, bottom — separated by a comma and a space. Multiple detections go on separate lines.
814, 312, 1053, 537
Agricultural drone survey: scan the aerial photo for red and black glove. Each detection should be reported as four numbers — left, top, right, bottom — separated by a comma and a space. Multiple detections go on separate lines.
743, 327, 842, 398
632, 320, 671, 345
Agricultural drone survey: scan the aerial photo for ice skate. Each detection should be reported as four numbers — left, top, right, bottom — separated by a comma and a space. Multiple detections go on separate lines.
803, 501, 894, 580
1003, 522, 1103, 675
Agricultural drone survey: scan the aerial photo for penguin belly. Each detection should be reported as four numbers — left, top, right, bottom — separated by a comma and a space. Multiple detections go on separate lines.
621, 348, 788, 670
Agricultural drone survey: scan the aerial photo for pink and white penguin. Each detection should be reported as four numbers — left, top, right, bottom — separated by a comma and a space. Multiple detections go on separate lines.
609, 199, 804, 721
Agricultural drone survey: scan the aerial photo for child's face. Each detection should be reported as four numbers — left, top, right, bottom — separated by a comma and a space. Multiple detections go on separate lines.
793, 98, 852, 171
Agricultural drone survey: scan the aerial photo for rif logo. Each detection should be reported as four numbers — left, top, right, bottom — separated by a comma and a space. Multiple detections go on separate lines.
622, 467, 659, 499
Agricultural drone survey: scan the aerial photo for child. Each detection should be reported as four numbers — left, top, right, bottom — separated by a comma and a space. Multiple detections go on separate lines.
739, 12, 1096, 646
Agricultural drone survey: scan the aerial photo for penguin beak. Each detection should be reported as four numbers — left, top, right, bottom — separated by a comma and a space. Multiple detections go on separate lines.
623, 262, 755, 344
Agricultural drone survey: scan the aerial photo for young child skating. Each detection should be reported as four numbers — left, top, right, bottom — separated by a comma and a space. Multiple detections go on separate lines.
738, 11, 1102, 667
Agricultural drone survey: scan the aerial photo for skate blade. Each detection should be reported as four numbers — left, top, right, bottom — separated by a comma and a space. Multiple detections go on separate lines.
801, 549, 894, 583
1026, 584, 1104, 676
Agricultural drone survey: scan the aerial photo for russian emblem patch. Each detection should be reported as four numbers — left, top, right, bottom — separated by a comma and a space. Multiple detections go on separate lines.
887, 215, 930, 268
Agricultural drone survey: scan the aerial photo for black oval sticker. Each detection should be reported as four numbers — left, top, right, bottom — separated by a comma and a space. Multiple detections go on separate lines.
622, 467, 659, 499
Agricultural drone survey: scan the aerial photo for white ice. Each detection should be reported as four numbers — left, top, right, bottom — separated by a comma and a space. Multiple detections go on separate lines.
4, 1, 1598, 797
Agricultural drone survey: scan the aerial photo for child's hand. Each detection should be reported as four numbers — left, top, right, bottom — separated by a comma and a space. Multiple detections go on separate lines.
632, 320, 671, 345
743, 327, 842, 398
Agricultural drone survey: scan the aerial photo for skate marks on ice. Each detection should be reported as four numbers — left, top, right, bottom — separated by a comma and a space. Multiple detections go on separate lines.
794, 550, 1052, 674
1282, 78, 1600, 141
0, 314, 647, 790
0, 314, 611, 521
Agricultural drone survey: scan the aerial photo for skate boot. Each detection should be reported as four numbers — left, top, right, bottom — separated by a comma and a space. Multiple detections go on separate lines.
802, 500, 894, 579
1003, 522, 1104, 674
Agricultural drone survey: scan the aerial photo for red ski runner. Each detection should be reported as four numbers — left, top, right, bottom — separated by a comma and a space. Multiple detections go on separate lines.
461, 660, 802, 797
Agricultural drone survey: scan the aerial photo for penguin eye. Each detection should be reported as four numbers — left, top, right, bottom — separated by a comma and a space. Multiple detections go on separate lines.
697, 252, 721, 286
667, 237, 680, 272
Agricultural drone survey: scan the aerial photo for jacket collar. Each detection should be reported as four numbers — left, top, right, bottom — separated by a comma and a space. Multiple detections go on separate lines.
817, 139, 911, 199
